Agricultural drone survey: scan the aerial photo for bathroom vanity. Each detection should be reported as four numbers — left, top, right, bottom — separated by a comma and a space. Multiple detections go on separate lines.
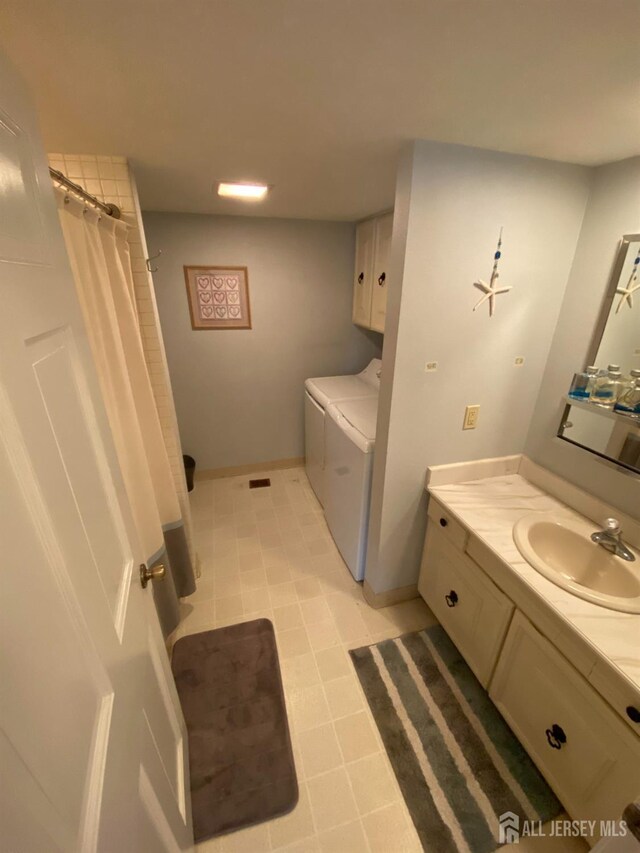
417, 458, 640, 845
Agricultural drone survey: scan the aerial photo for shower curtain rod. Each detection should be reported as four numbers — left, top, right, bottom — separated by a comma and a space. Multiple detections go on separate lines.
49, 167, 122, 219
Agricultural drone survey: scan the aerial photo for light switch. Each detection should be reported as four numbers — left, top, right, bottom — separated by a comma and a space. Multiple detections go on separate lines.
463, 404, 480, 430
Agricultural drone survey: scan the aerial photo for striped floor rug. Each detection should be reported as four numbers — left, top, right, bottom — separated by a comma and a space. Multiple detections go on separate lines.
350, 625, 562, 852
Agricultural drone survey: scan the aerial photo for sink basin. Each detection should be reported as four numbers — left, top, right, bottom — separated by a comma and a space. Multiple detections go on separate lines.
513, 512, 640, 614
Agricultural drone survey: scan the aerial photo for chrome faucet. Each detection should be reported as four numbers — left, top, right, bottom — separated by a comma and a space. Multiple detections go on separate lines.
591, 518, 636, 562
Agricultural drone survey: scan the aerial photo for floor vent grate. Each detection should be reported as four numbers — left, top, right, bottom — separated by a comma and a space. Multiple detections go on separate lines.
249, 478, 271, 489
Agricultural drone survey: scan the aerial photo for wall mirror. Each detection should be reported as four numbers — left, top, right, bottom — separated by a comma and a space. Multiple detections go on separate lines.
558, 233, 640, 474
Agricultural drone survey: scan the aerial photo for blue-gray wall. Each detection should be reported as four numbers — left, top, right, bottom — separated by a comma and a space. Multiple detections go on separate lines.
143, 211, 381, 471
366, 141, 592, 594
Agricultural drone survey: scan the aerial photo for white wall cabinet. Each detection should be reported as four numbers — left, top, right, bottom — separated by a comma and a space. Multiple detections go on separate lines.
353, 212, 392, 333
418, 506, 640, 842
352, 218, 375, 328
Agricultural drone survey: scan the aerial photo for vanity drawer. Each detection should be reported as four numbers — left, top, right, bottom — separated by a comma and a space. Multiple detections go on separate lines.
427, 499, 468, 552
418, 525, 513, 687
589, 659, 640, 736
490, 612, 640, 831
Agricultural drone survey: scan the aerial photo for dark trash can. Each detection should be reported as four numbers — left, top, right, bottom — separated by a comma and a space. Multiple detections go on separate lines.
183, 455, 196, 492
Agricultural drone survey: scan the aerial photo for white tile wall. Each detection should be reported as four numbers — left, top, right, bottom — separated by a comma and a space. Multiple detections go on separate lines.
48, 153, 195, 561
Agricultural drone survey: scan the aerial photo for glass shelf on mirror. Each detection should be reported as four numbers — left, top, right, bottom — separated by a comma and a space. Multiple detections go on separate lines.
563, 395, 640, 424
559, 396, 640, 475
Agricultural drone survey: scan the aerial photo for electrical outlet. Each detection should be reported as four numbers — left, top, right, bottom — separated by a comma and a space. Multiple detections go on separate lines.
424, 361, 438, 372
514, 356, 525, 366
463, 404, 480, 430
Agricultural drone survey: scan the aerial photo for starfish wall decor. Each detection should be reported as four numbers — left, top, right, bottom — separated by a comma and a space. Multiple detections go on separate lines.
615, 246, 640, 313
473, 226, 512, 317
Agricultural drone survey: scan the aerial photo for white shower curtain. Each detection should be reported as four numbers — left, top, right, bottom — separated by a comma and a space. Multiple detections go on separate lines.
55, 187, 195, 634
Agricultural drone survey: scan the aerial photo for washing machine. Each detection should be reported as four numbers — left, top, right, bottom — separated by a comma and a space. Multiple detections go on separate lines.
304, 358, 380, 505
323, 396, 378, 581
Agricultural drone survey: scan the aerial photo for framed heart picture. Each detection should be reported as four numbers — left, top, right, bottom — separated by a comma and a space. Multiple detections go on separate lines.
184, 265, 252, 330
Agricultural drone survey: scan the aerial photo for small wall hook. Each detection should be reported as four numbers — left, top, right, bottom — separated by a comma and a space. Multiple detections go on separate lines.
146, 249, 162, 272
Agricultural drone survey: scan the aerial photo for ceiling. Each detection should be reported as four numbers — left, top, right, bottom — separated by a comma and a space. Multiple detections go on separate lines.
1, 1, 639, 221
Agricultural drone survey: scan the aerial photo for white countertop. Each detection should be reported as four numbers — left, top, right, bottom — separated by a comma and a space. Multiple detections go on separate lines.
428, 473, 640, 693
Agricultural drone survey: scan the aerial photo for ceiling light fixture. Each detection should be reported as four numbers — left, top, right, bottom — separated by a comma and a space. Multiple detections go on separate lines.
217, 181, 269, 200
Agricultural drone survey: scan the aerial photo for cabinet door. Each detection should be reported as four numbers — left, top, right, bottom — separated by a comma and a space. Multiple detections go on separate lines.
490, 612, 640, 832
417, 525, 514, 687
370, 212, 393, 333
352, 218, 375, 328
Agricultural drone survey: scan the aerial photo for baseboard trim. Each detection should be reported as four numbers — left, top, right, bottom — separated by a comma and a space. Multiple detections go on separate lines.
195, 457, 305, 481
363, 579, 419, 610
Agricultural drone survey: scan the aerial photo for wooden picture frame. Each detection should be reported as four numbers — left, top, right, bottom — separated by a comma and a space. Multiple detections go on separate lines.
184, 265, 252, 330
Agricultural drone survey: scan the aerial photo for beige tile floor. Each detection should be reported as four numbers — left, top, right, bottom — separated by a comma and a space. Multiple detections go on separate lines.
179, 466, 587, 853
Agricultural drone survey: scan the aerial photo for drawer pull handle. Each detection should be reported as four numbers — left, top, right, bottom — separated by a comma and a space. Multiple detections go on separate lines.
357, 272, 364, 284
445, 590, 458, 607
545, 724, 567, 749
439, 517, 448, 527
626, 706, 640, 723
377, 272, 386, 286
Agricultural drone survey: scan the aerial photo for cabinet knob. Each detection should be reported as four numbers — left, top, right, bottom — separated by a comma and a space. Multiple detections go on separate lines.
445, 590, 458, 607
357, 272, 364, 284
545, 724, 566, 749
377, 272, 386, 286
439, 517, 448, 527
626, 706, 640, 723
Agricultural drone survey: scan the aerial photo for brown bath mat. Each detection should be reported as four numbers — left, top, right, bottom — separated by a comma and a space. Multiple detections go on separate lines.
171, 619, 298, 842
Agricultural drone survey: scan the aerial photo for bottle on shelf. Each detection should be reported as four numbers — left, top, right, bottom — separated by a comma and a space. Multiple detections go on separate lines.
590, 364, 624, 409
614, 371, 640, 417
568, 365, 599, 401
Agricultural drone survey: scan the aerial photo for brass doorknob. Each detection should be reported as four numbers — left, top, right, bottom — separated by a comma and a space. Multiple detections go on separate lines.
140, 563, 166, 589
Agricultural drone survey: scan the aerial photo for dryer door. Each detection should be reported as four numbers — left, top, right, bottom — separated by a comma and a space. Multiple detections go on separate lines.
323, 406, 374, 581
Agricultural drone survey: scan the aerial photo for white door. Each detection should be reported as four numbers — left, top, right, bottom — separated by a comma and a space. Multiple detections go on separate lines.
0, 55, 193, 853
352, 218, 375, 328
370, 212, 393, 334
